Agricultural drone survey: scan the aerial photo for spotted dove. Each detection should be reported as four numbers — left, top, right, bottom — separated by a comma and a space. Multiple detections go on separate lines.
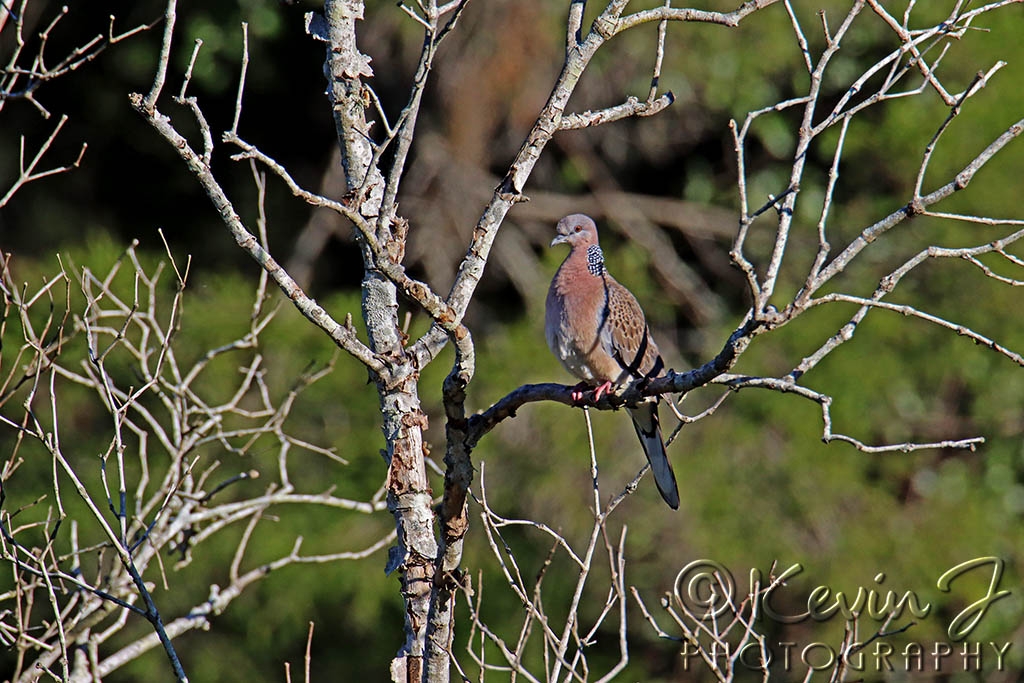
545, 213, 680, 509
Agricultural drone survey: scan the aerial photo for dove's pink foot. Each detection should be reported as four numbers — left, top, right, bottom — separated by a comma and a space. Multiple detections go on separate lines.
591, 380, 614, 400
569, 380, 614, 403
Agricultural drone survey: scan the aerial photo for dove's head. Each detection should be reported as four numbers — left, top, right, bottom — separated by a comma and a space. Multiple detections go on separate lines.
550, 214, 599, 249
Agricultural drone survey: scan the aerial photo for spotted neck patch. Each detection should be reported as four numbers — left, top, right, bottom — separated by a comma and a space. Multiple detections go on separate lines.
586, 244, 605, 276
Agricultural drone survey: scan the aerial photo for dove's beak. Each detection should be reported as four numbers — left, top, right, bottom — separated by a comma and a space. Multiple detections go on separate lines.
550, 234, 569, 247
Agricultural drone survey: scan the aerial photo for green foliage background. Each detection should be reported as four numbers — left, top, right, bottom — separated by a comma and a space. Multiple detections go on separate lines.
2, 1, 1023, 680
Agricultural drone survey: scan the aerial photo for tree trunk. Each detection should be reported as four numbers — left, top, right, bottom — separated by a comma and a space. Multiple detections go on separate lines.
319, 2, 444, 680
